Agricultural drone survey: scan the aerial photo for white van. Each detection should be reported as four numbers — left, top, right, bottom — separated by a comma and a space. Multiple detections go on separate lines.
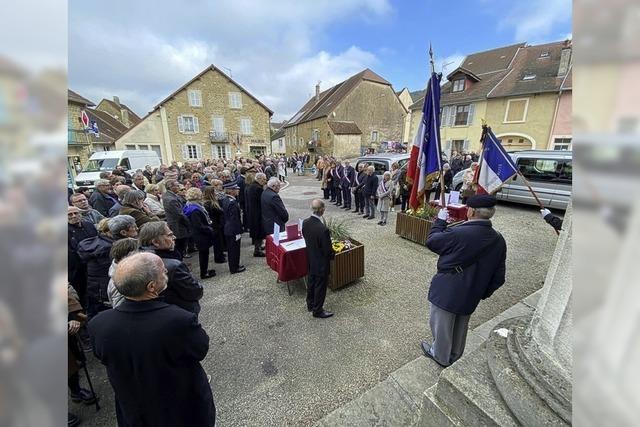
74, 150, 161, 189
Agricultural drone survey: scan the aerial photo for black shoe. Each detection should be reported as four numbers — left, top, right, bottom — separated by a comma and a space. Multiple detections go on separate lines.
307, 306, 312, 312
420, 341, 448, 367
377, 221, 383, 225
68, 413, 81, 427
200, 269, 216, 279
313, 310, 334, 319
351, 210, 359, 213
253, 251, 266, 257
70, 388, 97, 405
231, 266, 246, 274
367, 216, 375, 220
362, 214, 369, 218
183, 253, 192, 259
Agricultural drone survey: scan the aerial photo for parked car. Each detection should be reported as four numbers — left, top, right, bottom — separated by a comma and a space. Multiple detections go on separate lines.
74, 150, 161, 189
451, 150, 572, 210
354, 153, 410, 175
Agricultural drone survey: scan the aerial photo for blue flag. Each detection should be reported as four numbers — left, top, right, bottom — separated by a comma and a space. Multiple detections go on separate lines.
477, 127, 518, 193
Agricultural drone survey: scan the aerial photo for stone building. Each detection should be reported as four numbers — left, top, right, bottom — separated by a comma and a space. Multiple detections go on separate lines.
67, 89, 95, 172
408, 40, 572, 154
284, 69, 407, 158
96, 96, 141, 128
115, 65, 273, 162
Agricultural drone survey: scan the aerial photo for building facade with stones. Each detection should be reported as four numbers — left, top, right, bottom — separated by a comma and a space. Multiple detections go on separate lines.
96, 96, 142, 129
115, 65, 273, 163
284, 69, 407, 159
67, 90, 95, 176
408, 39, 572, 154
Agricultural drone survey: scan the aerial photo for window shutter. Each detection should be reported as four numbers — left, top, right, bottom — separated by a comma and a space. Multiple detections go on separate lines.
440, 106, 447, 127
463, 139, 470, 151
181, 144, 188, 159
196, 144, 203, 159
193, 117, 199, 134
467, 104, 475, 126
448, 107, 455, 127
444, 140, 452, 151
178, 116, 185, 133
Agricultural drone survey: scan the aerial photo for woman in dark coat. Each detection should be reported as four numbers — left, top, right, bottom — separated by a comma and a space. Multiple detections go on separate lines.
202, 184, 226, 264
183, 188, 216, 279
245, 172, 267, 256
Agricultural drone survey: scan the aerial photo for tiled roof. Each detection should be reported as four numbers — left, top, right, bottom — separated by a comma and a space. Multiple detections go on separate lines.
68, 89, 95, 106
560, 67, 572, 90
152, 64, 273, 115
285, 68, 392, 127
98, 99, 142, 125
487, 41, 568, 98
327, 120, 362, 135
459, 43, 525, 75
409, 89, 426, 103
86, 109, 129, 144
271, 128, 285, 140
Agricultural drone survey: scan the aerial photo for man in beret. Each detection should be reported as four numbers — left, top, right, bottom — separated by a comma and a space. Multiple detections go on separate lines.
421, 195, 507, 367
222, 182, 246, 274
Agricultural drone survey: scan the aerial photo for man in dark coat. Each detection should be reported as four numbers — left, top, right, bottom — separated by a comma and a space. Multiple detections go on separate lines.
352, 163, 367, 214
162, 179, 191, 258
261, 177, 289, 236
236, 168, 248, 232
450, 151, 464, 176
421, 195, 507, 367
301, 199, 335, 318
89, 179, 118, 217
362, 165, 378, 220
333, 161, 344, 206
89, 252, 215, 427
138, 221, 204, 314
222, 182, 246, 274
341, 160, 355, 210
68, 206, 97, 307
246, 173, 267, 257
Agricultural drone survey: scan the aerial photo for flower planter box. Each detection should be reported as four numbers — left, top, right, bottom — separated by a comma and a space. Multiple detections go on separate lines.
329, 238, 365, 290
395, 212, 433, 246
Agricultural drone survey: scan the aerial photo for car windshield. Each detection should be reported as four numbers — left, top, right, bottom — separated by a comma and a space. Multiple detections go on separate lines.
83, 158, 119, 172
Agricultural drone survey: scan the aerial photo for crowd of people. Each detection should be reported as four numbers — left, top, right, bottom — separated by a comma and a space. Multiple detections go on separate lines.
67, 155, 295, 426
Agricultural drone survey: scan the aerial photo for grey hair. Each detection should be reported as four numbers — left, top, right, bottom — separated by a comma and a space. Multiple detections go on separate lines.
473, 207, 495, 219
367, 165, 375, 172
383, 171, 391, 178
311, 199, 325, 215
122, 190, 146, 205
95, 179, 111, 187
114, 253, 162, 298
255, 172, 267, 181
138, 221, 169, 246
267, 177, 280, 189
108, 215, 136, 238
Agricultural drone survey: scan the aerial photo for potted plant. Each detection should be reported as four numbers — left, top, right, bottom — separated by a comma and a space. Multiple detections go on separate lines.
325, 218, 365, 290
395, 205, 439, 246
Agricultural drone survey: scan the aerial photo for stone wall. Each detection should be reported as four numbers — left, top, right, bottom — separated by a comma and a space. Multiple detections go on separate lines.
333, 134, 362, 159
291, 117, 331, 156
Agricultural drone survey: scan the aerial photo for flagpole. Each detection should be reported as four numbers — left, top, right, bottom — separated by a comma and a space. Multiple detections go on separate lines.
474, 124, 488, 192
429, 44, 447, 208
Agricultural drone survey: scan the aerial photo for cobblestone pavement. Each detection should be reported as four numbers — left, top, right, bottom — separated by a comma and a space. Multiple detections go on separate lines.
75, 173, 559, 426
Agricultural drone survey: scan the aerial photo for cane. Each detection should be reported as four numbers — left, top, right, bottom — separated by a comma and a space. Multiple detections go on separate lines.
76, 338, 101, 412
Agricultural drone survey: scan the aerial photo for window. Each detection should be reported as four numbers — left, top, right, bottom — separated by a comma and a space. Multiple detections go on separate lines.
212, 144, 231, 160
138, 144, 149, 151
182, 144, 202, 160
553, 138, 572, 150
249, 146, 266, 157
451, 140, 465, 154
539, 51, 550, 58
522, 74, 536, 81
504, 99, 529, 123
452, 78, 465, 92
188, 90, 202, 107
371, 130, 378, 142
125, 144, 136, 150
240, 118, 252, 135
454, 105, 470, 126
120, 158, 131, 170
150, 145, 162, 161
229, 92, 242, 109
178, 115, 199, 133
312, 129, 319, 142
517, 158, 572, 183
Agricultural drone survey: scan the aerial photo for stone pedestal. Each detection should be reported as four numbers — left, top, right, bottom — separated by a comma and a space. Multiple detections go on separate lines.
420, 205, 573, 426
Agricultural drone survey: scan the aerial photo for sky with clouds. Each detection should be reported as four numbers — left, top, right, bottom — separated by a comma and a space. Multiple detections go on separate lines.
69, 0, 571, 121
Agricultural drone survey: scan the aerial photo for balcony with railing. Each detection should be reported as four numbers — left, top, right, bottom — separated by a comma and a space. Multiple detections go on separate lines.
68, 129, 91, 145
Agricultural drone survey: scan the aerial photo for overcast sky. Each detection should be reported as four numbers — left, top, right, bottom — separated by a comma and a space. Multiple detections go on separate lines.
69, 0, 571, 121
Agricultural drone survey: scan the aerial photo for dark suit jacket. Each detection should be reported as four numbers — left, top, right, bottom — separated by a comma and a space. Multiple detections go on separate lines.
236, 175, 246, 208
302, 216, 334, 277
426, 219, 506, 315
89, 299, 215, 427
162, 190, 191, 239
89, 191, 117, 217
245, 182, 265, 240
363, 173, 379, 197
342, 166, 355, 187
222, 196, 242, 237
260, 188, 289, 235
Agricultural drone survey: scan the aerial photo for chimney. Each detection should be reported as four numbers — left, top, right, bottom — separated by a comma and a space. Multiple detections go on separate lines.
315, 81, 321, 102
113, 95, 120, 106
557, 44, 572, 77
121, 109, 130, 127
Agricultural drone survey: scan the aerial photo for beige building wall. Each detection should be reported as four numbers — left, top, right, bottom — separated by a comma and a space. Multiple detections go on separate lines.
115, 112, 168, 161
440, 101, 488, 154
332, 80, 406, 150
291, 117, 330, 155
332, 134, 362, 159
485, 93, 558, 150
162, 68, 271, 161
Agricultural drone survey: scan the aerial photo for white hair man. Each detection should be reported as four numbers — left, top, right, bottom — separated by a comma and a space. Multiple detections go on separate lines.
261, 177, 289, 236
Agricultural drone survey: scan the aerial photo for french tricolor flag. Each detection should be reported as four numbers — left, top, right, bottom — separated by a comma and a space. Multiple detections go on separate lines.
477, 127, 518, 194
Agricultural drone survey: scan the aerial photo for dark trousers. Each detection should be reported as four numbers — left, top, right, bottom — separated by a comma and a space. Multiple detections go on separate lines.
317, 169, 323, 180
353, 189, 361, 211
400, 193, 408, 211
212, 230, 225, 262
323, 187, 330, 199
175, 237, 188, 259
329, 185, 336, 201
306, 273, 329, 314
225, 235, 241, 272
334, 185, 342, 205
342, 186, 351, 208
197, 244, 212, 277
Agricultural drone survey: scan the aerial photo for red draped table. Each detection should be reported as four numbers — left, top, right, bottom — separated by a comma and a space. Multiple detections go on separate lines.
265, 233, 308, 294
429, 200, 469, 222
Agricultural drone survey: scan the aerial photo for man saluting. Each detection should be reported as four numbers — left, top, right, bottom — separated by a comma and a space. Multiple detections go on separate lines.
421, 195, 507, 367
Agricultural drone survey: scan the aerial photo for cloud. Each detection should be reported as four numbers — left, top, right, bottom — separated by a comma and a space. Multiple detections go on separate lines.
69, 0, 392, 120
490, 0, 571, 42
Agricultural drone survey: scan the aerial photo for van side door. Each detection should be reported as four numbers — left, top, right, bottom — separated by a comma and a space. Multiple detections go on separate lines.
549, 159, 572, 209
506, 157, 559, 207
